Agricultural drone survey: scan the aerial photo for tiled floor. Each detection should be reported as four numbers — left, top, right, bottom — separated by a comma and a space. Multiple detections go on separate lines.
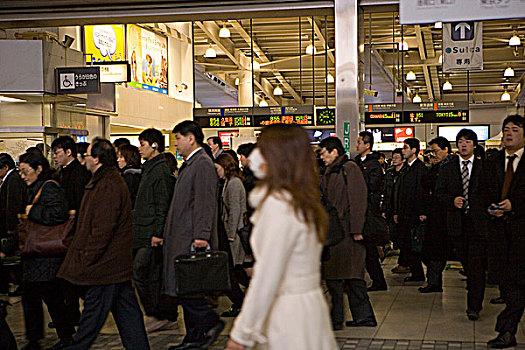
2, 256, 524, 349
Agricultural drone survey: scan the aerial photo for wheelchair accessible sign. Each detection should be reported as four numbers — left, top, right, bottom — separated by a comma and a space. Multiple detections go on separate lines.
56, 66, 101, 94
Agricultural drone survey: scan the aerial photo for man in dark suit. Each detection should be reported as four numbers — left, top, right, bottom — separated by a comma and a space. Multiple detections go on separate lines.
478, 115, 525, 348
433, 130, 485, 321
0, 153, 26, 295
394, 138, 429, 283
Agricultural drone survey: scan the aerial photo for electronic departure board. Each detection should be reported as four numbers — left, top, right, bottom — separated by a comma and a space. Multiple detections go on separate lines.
364, 102, 469, 124
316, 108, 336, 126
365, 112, 402, 124
253, 106, 315, 127
405, 110, 468, 123
194, 107, 253, 128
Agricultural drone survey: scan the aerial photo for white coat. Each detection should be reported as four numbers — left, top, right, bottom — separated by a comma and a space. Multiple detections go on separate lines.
230, 186, 337, 350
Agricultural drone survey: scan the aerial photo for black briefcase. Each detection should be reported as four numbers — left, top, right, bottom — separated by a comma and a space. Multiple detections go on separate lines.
174, 245, 231, 295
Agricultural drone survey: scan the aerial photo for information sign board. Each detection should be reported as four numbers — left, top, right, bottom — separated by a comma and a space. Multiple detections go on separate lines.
364, 103, 469, 124
56, 67, 100, 94
93, 61, 130, 83
194, 107, 253, 128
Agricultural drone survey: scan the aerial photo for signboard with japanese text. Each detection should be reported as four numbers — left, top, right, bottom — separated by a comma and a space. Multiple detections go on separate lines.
194, 107, 253, 128
218, 130, 239, 149
253, 106, 314, 127
84, 25, 125, 63
400, 0, 525, 24
364, 102, 469, 124
127, 24, 168, 94
443, 22, 483, 72
93, 61, 130, 83
56, 66, 100, 94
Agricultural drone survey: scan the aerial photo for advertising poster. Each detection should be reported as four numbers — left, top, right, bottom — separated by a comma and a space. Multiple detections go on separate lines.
126, 24, 168, 94
84, 25, 125, 63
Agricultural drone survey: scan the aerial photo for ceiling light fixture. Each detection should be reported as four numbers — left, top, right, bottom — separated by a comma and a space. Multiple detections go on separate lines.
504, 67, 515, 77
501, 90, 511, 102
509, 33, 521, 47
326, 73, 335, 83
234, 77, 240, 85
406, 71, 416, 81
259, 99, 268, 107
204, 45, 216, 58
443, 80, 453, 91
439, 54, 443, 64
273, 86, 283, 96
306, 44, 317, 55
413, 93, 422, 103
0, 96, 26, 102
252, 61, 260, 71
434, 22, 443, 29
219, 26, 231, 38
398, 40, 409, 51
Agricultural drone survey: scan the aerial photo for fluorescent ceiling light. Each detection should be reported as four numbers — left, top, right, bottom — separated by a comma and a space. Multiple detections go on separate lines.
504, 67, 515, 77
413, 93, 422, 103
434, 22, 443, 29
204, 45, 216, 58
439, 55, 443, 64
273, 86, 283, 96
0, 96, 26, 102
443, 80, 453, 91
259, 99, 268, 107
406, 71, 416, 81
252, 61, 260, 70
398, 40, 409, 51
501, 91, 511, 101
509, 34, 521, 47
326, 73, 335, 83
234, 77, 240, 85
306, 44, 317, 55
219, 26, 230, 38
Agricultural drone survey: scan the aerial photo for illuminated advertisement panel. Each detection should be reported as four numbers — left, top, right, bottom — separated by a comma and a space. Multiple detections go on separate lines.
84, 25, 125, 63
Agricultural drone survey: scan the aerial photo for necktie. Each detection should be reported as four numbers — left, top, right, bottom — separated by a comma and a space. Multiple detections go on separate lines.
178, 161, 188, 174
501, 155, 517, 200
461, 160, 470, 212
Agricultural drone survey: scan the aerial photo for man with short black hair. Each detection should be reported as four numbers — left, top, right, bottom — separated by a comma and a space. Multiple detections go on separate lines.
57, 138, 150, 350
207, 136, 223, 159
395, 138, 429, 283
113, 137, 131, 152
0, 153, 26, 295
165, 121, 224, 350
354, 131, 387, 292
478, 115, 525, 348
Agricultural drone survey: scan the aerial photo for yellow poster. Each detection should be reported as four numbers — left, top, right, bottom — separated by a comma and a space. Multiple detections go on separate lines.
84, 24, 125, 63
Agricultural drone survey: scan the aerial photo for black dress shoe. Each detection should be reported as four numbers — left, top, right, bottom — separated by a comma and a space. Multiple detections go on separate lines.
466, 309, 479, 321
220, 308, 241, 317
404, 276, 425, 282
487, 332, 517, 348
368, 284, 387, 292
345, 319, 377, 327
200, 320, 225, 349
418, 285, 443, 293
46, 339, 74, 350
490, 297, 505, 304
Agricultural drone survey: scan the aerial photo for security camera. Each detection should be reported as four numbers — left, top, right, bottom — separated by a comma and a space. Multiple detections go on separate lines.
62, 35, 74, 48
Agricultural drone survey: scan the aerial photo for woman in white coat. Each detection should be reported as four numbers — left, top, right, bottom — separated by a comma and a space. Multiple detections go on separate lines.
226, 124, 337, 350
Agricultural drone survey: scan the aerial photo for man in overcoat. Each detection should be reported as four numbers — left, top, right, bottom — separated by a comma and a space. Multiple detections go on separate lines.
477, 115, 525, 348
319, 137, 376, 330
58, 138, 149, 350
164, 121, 224, 350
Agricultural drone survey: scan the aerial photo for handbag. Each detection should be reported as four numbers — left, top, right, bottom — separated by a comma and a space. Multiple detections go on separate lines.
174, 244, 231, 295
363, 208, 390, 246
18, 180, 75, 257
410, 222, 425, 253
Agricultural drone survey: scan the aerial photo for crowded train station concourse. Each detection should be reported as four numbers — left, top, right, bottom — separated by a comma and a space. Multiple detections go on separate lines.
0, 0, 524, 349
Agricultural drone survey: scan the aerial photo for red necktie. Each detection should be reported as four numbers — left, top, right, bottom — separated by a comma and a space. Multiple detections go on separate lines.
501, 155, 517, 200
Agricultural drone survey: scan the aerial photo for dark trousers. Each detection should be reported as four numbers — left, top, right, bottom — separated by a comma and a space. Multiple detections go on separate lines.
426, 260, 446, 287
325, 279, 376, 326
225, 265, 248, 309
60, 279, 81, 326
400, 220, 424, 278
179, 296, 220, 344
495, 284, 525, 336
22, 281, 75, 343
67, 281, 150, 350
0, 258, 8, 293
365, 242, 387, 287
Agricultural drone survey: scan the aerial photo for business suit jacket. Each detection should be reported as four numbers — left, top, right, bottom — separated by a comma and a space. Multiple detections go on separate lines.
57, 159, 90, 212
0, 170, 26, 255
163, 148, 219, 296
395, 158, 429, 228
477, 149, 525, 286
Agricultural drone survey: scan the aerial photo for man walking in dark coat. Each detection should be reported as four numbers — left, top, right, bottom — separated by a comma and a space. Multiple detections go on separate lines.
58, 138, 150, 350
0, 153, 26, 295
51, 136, 91, 327
164, 121, 224, 350
478, 115, 525, 348
394, 138, 429, 283
433, 130, 486, 322
354, 131, 387, 291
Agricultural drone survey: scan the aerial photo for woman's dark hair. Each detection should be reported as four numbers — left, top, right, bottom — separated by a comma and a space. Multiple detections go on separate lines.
429, 136, 452, 153
91, 138, 117, 167
118, 144, 141, 168
172, 120, 204, 145
224, 149, 239, 165
113, 137, 131, 149
51, 136, 77, 156
215, 153, 243, 181
19, 152, 54, 181
162, 152, 178, 174
455, 128, 478, 147
257, 124, 328, 243
0, 153, 16, 170
139, 128, 165, 152
319, 137, 345, 158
